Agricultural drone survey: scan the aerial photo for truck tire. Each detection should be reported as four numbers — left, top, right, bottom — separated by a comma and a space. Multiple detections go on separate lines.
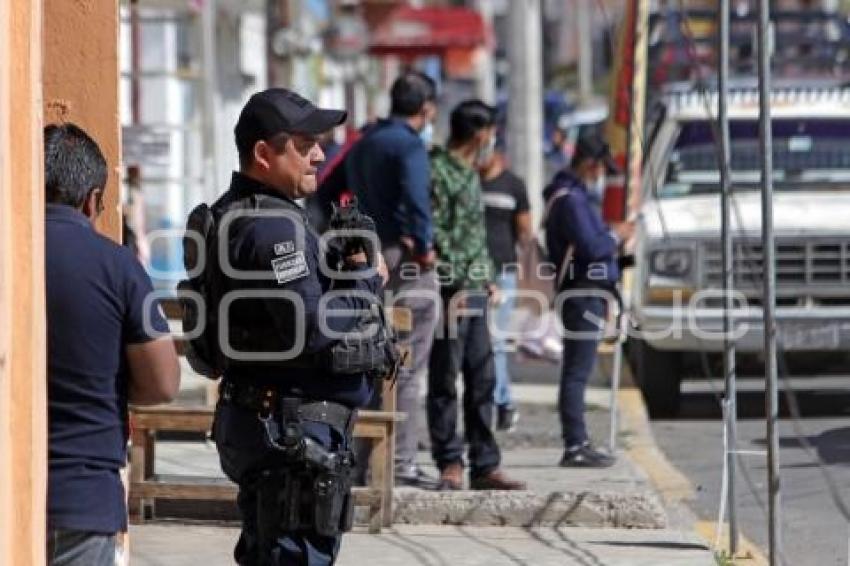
627, 339, 683, 418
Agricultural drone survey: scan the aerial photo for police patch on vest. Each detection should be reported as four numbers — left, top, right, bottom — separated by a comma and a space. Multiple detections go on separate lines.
271, 251, 309, 284
274, 240, 295, 255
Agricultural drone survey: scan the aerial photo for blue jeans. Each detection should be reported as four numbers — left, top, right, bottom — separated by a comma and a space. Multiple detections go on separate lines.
214, 402, 346, 566
558, 295, 606, 448
492, 271, 517, 407
47, 529, 115, 566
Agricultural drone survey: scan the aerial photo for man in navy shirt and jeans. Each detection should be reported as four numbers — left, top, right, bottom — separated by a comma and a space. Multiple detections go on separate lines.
44, 123, 180, 565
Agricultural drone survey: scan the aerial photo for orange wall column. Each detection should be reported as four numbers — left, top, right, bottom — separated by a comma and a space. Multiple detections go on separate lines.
41, 0, 125, 557
43, 0, 122, 242
0, 0, 121, 563
0, 0, 46, 564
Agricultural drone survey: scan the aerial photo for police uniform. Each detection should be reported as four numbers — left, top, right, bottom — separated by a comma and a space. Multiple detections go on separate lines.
197, 90, 385, 566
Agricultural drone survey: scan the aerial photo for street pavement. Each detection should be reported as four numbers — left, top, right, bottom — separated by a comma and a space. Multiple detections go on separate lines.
652, 376, 850, 566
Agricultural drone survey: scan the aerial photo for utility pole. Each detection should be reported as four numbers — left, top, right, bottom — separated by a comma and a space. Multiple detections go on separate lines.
474, 0, 496, 104
756, 0, 782, 563
201, 0, 223, 203
266, 0, 297, 88
267, 0, 283, 87
576, 0, 593, 104
507, 0, 544, 228
718, 0, 739, 555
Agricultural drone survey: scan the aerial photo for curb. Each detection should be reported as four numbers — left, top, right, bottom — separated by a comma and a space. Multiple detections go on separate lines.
391, 488, 666, 529
617, 385, 769, 566
617, 387, 695, 505
694, 521, 769, 566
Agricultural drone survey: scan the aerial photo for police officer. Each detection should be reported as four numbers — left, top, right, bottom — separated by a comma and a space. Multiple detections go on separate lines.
205, 89, 388, 565
543, 133, 634, 468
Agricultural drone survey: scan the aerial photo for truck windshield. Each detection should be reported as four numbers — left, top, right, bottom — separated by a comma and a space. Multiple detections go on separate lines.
659, 118, 850, 198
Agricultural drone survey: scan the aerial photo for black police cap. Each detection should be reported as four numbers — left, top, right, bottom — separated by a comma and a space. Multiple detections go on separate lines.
573, 133, 619, 174
235, 88, 347, 151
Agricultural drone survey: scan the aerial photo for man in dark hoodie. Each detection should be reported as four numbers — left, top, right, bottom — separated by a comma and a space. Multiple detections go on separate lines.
543, 134, 634, 468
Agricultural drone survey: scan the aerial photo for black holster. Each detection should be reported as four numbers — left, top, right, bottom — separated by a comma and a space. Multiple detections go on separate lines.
255, 463, 354, 540
255, 397, 355, 555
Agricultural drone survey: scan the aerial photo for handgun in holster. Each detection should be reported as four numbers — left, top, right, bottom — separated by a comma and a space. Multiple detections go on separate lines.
257, 397, 355, 538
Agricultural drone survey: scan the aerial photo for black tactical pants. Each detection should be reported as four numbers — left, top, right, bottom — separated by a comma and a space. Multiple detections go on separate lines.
213, 402, 347, 566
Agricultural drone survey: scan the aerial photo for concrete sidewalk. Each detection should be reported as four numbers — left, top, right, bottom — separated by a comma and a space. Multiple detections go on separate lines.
130, 357, 720, 564
149, 384, 665, 529
131, 523, 715, 566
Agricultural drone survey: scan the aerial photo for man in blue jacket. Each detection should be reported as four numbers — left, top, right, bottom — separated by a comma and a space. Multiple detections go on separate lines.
346, 71, 440, 488
543, 134, 633, 468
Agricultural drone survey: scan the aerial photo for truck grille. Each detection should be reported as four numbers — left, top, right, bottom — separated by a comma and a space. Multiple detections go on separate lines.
702, 239, 850, 288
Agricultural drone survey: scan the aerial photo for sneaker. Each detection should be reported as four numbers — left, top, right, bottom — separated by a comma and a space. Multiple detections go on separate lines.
437, 462, 464, 491
496, 404, 519, 432
470, 469, 527, 491
559, 442, 615, 468
395, 465, 440, 490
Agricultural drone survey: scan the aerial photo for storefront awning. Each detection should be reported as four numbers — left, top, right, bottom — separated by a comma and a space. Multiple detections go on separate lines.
368, 5, 488, 58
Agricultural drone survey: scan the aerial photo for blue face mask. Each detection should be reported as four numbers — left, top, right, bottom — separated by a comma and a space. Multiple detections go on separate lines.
419, 122, 434, 147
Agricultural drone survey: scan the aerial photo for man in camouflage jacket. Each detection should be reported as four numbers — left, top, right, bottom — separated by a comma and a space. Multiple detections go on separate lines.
427, 100, 526, 491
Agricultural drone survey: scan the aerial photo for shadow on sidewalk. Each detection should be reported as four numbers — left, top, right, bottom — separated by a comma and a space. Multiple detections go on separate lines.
521, 493, 605, 566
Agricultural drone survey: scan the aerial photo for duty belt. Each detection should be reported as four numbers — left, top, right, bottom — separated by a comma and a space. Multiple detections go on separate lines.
219, 380, 355, 433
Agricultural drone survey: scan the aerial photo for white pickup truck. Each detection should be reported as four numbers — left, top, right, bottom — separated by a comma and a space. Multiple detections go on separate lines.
628, 81, 850, 416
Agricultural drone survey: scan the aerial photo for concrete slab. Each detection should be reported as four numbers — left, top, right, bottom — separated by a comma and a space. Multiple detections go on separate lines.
391, 489, 664, 529
393, 448, 665, 528
150, 443, 665, 528
130, 523, 715, 566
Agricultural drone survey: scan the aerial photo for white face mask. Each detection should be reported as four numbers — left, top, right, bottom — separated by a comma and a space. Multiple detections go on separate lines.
419, 122, 434, 147
475, 136, 497, 167
588, 174, 606, 201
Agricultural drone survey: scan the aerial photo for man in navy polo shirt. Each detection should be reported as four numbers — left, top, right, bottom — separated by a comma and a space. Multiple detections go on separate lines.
44, 123, 180, 565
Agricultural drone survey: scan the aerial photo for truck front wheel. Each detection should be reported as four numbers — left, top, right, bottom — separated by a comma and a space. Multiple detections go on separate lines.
627, 339, 683, 418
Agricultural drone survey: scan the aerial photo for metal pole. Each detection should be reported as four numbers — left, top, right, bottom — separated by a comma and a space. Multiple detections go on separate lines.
200, 0, 223, 202
576, 0, 593, 104
474, 0, 497, 104
267, 0, 294, 88
717, 0, 739, 556
608, 315, 624, 453
756, 1, 781, 563
507, 0, 544, 228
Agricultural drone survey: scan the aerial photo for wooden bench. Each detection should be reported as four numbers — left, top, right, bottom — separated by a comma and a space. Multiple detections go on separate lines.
128, 301, 409, 533
129, 404, 403, 533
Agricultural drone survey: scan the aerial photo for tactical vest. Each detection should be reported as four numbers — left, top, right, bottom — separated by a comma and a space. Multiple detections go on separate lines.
178, 191, 398, 381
